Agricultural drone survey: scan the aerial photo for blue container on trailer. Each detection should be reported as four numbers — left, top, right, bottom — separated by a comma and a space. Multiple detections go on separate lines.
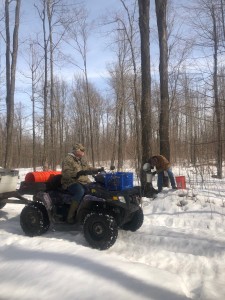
105, 172, 133, 191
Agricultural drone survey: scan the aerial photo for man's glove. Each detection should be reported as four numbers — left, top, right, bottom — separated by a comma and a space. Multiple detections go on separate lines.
97, 167, 105, 172
76, 170, 88, 177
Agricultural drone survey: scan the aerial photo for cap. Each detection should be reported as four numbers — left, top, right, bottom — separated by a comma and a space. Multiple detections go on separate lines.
73, 143, 85, 152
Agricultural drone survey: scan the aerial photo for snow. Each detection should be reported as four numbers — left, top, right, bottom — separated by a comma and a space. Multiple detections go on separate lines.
1, 167, 225, 300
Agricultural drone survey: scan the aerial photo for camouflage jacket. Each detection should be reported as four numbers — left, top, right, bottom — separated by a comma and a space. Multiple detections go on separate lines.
61, 153, 92, 189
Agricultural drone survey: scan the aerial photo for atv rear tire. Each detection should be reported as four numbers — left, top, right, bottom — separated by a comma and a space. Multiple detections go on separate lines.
20, 203, 50, 237
83, 212, 118, 250
121, 207, 144, 232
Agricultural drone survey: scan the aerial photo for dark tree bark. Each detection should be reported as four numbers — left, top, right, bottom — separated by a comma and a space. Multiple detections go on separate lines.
138, 0, 152, 189
155, 0, 170, 160
35, 0, 49, 170
4, 0, 21, 168
47, 0, 56, 170
212, 5, 222, 178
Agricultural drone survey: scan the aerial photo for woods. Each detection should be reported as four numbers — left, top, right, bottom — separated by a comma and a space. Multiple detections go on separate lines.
0, 0, 225, 179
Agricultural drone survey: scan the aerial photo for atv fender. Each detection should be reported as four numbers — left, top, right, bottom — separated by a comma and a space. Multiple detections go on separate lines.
77, 195, 112, 224
80, 194, 105, 207
77, 194, 127, 226
33, 192, 53, 222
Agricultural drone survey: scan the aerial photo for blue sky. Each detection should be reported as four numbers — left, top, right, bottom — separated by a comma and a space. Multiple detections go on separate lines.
0, 0, 120, 113
1, 0, 194, 111
17, 0, 119, 94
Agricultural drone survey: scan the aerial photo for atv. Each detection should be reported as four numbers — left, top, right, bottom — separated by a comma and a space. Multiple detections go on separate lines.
19, 169, 144, 250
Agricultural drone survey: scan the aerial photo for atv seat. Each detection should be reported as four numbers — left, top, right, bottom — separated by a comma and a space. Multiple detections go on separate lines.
46, 174, 63, 191
46, 175, 73, 196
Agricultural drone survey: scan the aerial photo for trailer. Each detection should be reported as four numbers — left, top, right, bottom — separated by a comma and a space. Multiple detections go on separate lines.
0, 168, 31, 208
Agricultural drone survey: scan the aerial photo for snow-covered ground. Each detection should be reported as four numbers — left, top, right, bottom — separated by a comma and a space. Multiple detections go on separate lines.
0, 167, 225, 300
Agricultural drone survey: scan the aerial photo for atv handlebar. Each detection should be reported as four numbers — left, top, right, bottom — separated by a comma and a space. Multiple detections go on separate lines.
74, 168, 105, 179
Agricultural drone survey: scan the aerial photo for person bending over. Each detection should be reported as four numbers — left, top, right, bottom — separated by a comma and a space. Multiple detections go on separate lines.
148, 155, 177, 193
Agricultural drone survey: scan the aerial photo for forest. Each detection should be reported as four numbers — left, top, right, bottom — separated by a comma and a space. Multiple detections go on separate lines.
0, 0, 224, 180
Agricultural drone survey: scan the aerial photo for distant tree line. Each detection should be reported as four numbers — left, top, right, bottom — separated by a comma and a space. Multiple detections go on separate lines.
0, 0, 225, 179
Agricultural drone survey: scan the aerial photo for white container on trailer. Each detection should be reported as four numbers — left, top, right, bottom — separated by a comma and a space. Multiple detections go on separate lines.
0, 169, 19, 194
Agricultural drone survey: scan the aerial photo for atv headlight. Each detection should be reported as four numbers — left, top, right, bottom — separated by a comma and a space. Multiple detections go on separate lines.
112, 196, 126, 203
118, 196, 126, 203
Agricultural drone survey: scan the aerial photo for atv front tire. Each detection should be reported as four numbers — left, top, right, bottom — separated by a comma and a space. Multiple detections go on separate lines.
121, 207, 144, 232
20, 203, 50, 237
0, 202, 6, 209
83, 212, 118, 250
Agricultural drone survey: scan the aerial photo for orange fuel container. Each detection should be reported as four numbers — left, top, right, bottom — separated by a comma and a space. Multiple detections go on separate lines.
25, 171, 61, 182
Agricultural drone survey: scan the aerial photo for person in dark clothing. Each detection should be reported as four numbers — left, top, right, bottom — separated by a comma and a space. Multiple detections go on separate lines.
148, 155, 177, 193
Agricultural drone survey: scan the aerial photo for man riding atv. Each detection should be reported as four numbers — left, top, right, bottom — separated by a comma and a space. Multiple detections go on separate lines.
61, 143, 103, 223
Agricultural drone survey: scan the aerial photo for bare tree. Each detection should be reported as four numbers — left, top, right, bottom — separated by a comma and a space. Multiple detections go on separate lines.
155, 0, 170, 160
107, 63, 126, 170
35, 0, 67, 169
29, 41, 43, 171
117, 0, 141, 170
64, 9, 95, 166
47, 0, 56, 169
138, 0, 152, 188
35, 0, 49, 170
190, 0, 223, 178
4, 0, 21, 168
46, 0, 66, 169
211, 3, 222, 178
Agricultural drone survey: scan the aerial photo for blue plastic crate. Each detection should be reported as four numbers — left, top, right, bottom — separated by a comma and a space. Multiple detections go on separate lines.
105, 172, 133, 191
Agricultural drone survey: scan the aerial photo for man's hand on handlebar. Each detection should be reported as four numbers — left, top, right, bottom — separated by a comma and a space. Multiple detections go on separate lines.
74, 170, 89, 178
74, 167, 105, 179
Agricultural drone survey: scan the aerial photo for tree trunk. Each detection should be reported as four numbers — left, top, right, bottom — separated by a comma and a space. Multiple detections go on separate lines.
35, 0, 49, 170
212, 5, 222, 178
138, 0, 152, 190
47, 0, 56, 170
119, 0, 142, 171
84, 63, 95, 167
30, 43, 36, 171
155, 0, 170, 160
4, 0, 21, 168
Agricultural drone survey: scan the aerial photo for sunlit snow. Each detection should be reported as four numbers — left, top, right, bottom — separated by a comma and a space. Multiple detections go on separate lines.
0, 167, 225, 300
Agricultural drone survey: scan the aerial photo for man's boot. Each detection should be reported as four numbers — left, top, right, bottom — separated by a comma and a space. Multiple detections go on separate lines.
67, 201, 78, 224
